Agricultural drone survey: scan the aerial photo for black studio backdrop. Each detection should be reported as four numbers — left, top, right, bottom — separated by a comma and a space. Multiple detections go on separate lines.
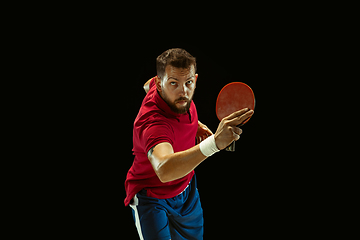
37, 15, 316, 238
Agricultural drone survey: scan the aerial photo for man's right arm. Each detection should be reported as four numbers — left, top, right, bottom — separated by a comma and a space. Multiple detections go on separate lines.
148, 108, 254, 183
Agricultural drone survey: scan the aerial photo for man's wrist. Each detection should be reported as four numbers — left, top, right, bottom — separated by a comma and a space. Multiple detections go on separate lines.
199, 135, 220, 157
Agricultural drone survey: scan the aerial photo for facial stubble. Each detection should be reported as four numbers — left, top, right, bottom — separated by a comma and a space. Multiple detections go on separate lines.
161, 89, 195, 114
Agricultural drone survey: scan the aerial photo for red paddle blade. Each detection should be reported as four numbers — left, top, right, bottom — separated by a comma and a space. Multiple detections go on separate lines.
216, 82, 255, 124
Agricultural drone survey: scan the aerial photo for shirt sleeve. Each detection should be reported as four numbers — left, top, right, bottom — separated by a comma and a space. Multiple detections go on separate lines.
141, 120, 174, 155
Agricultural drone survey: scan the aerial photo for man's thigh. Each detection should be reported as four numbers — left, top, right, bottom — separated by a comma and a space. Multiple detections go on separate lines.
131, 195, 171, 240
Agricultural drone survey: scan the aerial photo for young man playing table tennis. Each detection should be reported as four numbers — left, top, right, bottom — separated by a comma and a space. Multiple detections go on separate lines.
124, 48, 254, 239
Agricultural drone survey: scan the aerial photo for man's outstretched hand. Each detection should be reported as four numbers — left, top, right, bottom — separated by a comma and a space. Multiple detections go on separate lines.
214, 108, 254, 150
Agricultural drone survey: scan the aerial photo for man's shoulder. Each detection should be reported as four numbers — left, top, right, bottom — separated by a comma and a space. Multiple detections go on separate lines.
135, 103, 172, 129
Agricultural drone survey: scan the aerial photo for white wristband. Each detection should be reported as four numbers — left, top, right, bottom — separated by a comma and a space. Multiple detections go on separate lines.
199, 135, 220, 157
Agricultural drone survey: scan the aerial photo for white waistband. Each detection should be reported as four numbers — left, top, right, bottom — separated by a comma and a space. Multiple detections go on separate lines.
177, 181, 190, 196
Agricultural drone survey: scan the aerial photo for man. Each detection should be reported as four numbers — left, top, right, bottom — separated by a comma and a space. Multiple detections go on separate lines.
124, 48, 254, 239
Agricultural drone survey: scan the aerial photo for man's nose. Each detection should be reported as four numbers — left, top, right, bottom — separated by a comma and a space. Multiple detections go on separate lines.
179, 84, 186, 96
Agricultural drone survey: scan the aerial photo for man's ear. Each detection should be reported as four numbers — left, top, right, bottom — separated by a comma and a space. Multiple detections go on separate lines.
155, 76, 162, 92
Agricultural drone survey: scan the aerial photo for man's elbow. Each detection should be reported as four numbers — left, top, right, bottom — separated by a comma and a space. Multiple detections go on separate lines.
143, 84, 150, 93
155, 164, 172, 183
158, 175, 171, 183
157, 171, 172, 183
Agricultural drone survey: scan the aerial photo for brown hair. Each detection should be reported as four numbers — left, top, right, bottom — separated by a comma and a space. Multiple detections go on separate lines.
156, 48, 197, 79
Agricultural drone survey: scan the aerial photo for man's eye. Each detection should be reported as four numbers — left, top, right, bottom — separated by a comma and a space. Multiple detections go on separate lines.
187, 80, 193, 85
170, 82, 177, 86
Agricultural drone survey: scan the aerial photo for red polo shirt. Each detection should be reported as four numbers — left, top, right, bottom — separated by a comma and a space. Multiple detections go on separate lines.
124, 78, 198, 206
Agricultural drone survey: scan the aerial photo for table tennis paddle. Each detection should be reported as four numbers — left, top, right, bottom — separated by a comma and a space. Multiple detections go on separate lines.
216, 82, 255, 151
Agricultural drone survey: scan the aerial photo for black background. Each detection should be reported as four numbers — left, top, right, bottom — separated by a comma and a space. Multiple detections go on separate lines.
50, 28, 309, 238
20, 9, 345, 238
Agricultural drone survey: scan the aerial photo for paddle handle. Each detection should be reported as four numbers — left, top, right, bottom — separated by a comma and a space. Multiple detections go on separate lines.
225, 141, 235, 151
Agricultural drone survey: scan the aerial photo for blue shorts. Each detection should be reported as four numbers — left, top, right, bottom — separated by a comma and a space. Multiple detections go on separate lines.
130, 175, 204, 240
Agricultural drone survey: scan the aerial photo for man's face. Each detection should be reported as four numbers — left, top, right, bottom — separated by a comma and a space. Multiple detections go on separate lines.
156, 65, 198, 114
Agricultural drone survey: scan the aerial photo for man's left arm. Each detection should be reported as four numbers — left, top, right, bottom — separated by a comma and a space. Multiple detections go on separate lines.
196, 120, 213, 144
148, 108, 253, 183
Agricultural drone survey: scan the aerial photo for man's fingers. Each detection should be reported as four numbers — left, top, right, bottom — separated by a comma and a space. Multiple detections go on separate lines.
206, 128, 214, 135
227, 109, 254, 126
232, 127, 242, 141
234, 133, 240, 141
197, 134, 211, 143
232, 127, 242, 136
223, 108, 250, 120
